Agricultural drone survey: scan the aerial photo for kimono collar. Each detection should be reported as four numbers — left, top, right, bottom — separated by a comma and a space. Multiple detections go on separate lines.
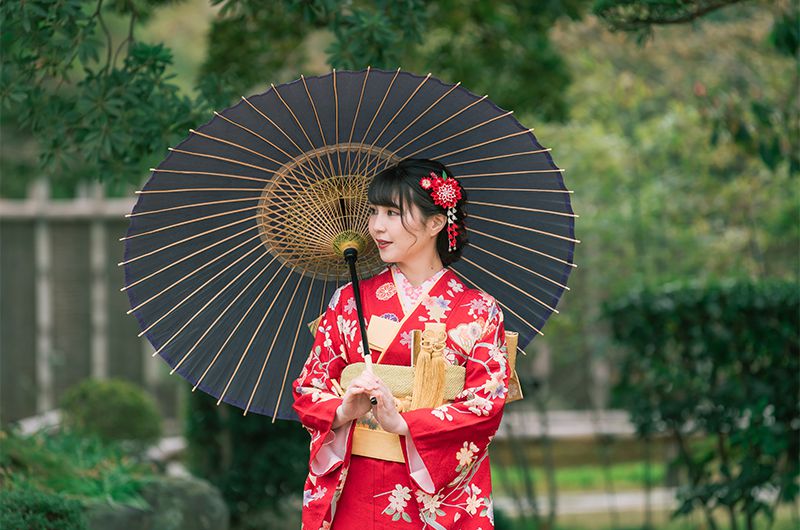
390, 264, 448, 313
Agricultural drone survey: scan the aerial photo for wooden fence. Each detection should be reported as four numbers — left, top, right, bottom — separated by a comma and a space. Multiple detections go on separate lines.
0, 180, 182, 425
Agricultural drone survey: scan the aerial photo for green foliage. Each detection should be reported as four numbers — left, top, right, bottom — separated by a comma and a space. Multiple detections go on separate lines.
604, 279, 799, 528
592, 1, 799, 176
60, 378, 162, 447
203, 0, 584, 121
183, 389, 309, 524
0, 0, 224, 193
0, 429, 153, 507
0, 487, 87, 530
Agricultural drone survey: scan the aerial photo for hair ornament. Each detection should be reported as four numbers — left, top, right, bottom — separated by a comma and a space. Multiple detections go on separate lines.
419, 170, 462, 252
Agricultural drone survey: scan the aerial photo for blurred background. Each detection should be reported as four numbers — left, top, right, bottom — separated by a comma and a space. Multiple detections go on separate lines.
1, 1, 797, 529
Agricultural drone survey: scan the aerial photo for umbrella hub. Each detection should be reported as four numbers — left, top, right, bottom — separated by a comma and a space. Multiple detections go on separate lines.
254, 143, 400, 281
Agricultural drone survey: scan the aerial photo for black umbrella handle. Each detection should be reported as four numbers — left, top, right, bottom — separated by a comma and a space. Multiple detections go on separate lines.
343, 247, 378, 406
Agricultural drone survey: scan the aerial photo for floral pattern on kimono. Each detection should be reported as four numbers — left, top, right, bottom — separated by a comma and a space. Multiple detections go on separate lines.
293, 266, 509, 529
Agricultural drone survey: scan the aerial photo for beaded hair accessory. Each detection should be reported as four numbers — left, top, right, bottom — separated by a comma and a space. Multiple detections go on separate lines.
419, 170, 463, 252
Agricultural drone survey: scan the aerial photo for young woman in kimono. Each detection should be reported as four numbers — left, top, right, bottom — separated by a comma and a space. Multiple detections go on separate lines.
292, 158, 510, 529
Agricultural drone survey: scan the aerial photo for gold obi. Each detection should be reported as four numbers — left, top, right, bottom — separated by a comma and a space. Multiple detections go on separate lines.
337, 327, 523, 463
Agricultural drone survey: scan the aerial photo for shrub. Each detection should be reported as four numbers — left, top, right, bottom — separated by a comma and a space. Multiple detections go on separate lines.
60, 378, 162, 447
184, 389, 308, 525
605, 278, 799, 530
0, 488, 87, 530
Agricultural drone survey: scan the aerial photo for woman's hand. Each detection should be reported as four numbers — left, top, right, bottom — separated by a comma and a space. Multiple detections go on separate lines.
368, 376, 410, 436
332, 371, 377, 428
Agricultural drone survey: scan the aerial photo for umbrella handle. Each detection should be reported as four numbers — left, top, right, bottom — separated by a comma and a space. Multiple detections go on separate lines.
343, 247, 379, 406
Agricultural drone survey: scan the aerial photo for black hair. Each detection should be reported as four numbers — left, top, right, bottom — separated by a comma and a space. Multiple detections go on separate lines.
367, 158, 468, 266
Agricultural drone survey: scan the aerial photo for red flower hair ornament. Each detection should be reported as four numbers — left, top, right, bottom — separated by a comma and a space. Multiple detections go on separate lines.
419, 170, 463, 252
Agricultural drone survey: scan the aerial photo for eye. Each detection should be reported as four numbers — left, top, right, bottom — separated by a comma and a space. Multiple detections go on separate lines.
388, 209, 399, 216
368, 206, 377, 215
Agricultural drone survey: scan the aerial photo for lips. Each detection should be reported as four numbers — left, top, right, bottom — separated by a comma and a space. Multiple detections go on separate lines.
376, 239, 392, 249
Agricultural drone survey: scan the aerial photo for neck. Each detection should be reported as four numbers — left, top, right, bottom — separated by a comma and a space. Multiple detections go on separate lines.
395, 257, 445, 288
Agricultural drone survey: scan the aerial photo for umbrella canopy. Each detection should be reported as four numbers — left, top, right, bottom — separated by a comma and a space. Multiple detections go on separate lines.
122, 68, 578, 420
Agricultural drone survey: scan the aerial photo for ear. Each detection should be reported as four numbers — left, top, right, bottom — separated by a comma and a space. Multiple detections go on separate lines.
428, 213, 447, 236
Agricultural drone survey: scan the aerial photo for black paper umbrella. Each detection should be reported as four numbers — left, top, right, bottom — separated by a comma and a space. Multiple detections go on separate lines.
121, 68, 578, 420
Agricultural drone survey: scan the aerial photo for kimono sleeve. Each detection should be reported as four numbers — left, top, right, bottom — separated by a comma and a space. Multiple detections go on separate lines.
400, 295, 510, 493
291, 285, 354, 477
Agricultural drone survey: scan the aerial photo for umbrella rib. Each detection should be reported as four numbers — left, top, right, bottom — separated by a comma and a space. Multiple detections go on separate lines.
136, 187, 264, 194
386, 94, 489, 160
301, 74, 338, 179
270, 83, 332, 179
461, 256, 559, 313
167, 147, 280, 178
469, 227, 577, 268
344, 66, 371, 178
434, 129, 534, 161
212, 110, 318, 187
273, 81, 349, 237
458, 168, 565, 179
126, 196, 260, 218
148, 244, 270, 348
401, 111, 514, 163
359, 73, 432, 178
190, 260, 286, 389
468, 242, 570, 291
149, 168, 270, 185
218, 267, 296, 406
121, 224, 261, 291
351, 67, 402, 178
271, 270, 317, 420
447, 148, 551, 166
172, 253, 279, 374
260, 191, 345, 244
188, 128, 285, 168
333, 70, 342, 176
469, 201, 578, 218
370, 82, 462, 174
241, 95, 329, 179
119, 215, 258, 266
131, 233, 265, 317
244, 270, 307, 415
121, 205, 259, 241
449, 267, 543, 337
464, 187, 573, 193
470, 214, 580, 243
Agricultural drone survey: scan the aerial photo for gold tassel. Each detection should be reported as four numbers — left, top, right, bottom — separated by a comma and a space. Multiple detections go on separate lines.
411, 323, 447, 409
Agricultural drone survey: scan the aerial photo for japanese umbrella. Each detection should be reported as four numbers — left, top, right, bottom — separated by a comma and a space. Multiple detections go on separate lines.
121, 68, 578, 421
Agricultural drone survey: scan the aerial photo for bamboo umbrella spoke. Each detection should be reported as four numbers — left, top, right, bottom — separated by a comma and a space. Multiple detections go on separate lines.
143, 243, 268, 339
244, 271, 308, 415
122, 223, 262, 291
447, 148, 552, 167
191, 258, 286, 389
174, 254, 279, 375
217, 267, 296, 405
271, 271, 318, 421
469, 228, 577, 268
119, 215, 259, 266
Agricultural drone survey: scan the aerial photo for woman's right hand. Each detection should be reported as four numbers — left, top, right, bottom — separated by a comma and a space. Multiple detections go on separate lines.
333, 372, 378, 428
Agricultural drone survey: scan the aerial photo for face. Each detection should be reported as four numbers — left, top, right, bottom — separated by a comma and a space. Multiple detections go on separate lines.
367, 200, 443, 265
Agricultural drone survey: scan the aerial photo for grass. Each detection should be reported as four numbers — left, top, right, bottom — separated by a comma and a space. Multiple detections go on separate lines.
524, 502, 800, 530
493, 460, 668, 494
0, 429, 158, 508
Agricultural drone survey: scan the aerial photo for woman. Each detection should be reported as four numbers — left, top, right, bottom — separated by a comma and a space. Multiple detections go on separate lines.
292, 158, 510, 529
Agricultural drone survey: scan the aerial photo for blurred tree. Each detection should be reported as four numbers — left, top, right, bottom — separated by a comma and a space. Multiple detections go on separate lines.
1, 0, 588, 195
592, 0, 799, 175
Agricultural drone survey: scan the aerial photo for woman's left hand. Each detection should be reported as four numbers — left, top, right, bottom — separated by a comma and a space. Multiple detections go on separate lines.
368, 376, 410, 436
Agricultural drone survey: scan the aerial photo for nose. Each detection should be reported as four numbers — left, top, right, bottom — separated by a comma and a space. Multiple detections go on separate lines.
370, 212, 385, 233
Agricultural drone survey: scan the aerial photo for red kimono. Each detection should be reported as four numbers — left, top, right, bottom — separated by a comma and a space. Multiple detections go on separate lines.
292, 265, 510, 530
